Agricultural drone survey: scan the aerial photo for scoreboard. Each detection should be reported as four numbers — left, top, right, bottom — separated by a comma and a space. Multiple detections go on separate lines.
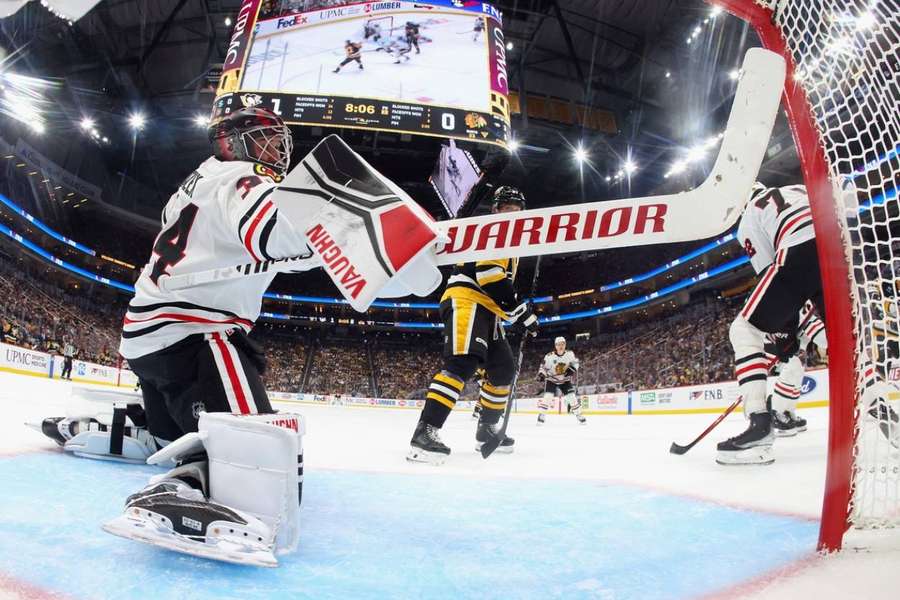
214, 0, 510, 147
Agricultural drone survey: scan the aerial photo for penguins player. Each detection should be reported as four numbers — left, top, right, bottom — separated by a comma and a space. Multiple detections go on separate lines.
407, 186, 539, 464
537, 336, 585, 424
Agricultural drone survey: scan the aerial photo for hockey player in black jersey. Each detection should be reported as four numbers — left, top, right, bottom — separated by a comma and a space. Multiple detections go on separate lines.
407, 186, 539, 464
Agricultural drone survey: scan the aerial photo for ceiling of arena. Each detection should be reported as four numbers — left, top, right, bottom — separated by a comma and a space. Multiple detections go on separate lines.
0, 0, 800, 218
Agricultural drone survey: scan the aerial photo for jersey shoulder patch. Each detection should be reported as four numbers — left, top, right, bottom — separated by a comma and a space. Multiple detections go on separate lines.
253, 163, 283, 182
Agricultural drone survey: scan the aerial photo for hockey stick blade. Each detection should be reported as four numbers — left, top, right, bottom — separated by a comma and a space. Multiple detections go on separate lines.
669, 397, 743, 456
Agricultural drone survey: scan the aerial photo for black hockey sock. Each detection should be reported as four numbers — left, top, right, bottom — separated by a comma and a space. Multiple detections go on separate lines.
478, 382, 509, 425
421, 371, 464, 428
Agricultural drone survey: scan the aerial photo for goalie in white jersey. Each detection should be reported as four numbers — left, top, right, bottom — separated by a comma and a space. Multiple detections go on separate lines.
537, 337, 585, 424
93, 106, 443, 566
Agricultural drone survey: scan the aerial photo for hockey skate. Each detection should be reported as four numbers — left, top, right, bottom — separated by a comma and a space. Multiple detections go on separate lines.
790, 412, 807, 432
576, 414, 587, 425
103, 465, 277, 568
475, 422, 514, 454
537, 413, 545, 425
771, 410, 799, 437
407, 421, 450, 465
716, 412, 775, 465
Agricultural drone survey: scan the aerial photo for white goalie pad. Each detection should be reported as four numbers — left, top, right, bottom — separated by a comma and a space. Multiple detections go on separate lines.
202, 412, 306, 555
106, 411, 306, 566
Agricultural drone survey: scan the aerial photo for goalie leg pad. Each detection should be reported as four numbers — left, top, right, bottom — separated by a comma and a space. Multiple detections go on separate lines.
105, 411, 306, 565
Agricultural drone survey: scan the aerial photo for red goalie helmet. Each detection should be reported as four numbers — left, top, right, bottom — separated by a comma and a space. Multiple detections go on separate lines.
208, 107, 293, 176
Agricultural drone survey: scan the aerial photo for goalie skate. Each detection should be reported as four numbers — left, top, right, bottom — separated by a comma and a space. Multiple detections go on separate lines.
102, 478, 277, 568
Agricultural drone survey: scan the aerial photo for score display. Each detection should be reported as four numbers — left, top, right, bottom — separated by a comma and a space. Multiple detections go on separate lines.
214, 0, 510, 147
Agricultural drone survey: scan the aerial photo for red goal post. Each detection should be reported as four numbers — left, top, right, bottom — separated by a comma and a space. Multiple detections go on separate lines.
715, 0, 899, 551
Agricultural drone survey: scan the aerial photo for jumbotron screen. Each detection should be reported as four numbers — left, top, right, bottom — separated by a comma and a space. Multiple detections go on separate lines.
214, 0, 510, 147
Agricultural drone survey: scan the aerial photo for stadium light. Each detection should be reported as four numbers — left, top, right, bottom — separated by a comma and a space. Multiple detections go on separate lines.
129, 112, 146, 130
507, 139, 520, 152
30, 121, 45, 134
194, 114, 210, 128
623, 160, 637, 175
711, 5, 723, 17
506, 41, 513, 50
665, 71, 671, 78
102, 136, 109, 143
729, 69, 741, 80
573, 145, 588, 163
224, 17, 233, 27
79, 117, 94, 131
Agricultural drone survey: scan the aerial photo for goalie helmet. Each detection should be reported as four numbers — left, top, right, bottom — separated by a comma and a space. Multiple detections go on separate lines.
491, 186, 526, 211
208, 107, 293, 176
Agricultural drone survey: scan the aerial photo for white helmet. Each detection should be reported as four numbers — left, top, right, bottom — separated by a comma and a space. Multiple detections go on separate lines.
554, 336, 566, 345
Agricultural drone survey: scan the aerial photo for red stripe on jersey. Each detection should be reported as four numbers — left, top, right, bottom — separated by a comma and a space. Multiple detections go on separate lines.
775, 209, 812, 249
735, 362, 769, 377
211, 333, 251, 414
124, 312, 253, 328
243, 200, 275, 262
775, 382, 800, 397
742, 262, 779, 319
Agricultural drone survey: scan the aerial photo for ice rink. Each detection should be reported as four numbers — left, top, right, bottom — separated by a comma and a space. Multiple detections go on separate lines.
243, 13, 492, 111
2, 371, 899, 600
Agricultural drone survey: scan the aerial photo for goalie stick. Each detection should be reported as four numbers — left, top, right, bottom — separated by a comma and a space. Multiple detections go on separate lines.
158, 48, 784, 294
481, 255, 542, 459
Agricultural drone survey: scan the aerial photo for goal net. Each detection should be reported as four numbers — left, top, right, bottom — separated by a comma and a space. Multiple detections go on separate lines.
720, 0, 900, 550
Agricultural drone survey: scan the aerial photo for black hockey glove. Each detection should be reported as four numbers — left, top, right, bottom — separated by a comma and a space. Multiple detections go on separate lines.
565, 366, 578, 377
228, 330, 268, 375
537, 372, 546, 382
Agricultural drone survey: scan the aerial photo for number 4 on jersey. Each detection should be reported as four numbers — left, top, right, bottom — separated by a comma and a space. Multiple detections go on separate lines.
150, 203, 199, 284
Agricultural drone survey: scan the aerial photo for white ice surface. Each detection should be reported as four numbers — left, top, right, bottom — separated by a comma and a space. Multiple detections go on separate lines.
1, 371, 899, 599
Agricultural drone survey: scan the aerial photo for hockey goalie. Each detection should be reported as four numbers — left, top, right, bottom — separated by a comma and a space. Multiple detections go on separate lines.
36, 107, 445, 567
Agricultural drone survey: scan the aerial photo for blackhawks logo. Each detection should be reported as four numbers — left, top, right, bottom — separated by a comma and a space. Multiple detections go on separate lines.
464, 113, 487, 129
254, 163, 283, 182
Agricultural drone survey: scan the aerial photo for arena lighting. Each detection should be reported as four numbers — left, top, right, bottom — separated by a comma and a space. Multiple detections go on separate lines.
79, 117, 94, 131
573, 145, 588, 163
507, 139, 519, 152
710, 5, 723, 17
665, 71, 671, 78
224, 17, 233, 27
194, 114, 210, 128
729, 69, 741, 80
128, 113, 146, 130
623, 160, 637, 175
505, 42, 513, 50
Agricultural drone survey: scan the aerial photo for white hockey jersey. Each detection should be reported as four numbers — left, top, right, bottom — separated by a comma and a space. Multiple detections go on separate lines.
539, 350, 580, 384
737, 184, 815, 274
119, 157, 320, 359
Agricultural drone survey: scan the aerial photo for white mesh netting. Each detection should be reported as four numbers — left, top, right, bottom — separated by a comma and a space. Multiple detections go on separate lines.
749, 0, 900, 528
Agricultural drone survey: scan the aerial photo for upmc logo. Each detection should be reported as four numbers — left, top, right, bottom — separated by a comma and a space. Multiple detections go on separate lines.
801, 376, 817, 395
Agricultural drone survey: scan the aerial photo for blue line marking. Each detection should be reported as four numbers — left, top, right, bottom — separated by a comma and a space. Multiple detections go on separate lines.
1, 453, 817, 600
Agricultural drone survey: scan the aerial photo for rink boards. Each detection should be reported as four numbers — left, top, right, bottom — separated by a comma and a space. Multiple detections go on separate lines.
269, 368, 831, 416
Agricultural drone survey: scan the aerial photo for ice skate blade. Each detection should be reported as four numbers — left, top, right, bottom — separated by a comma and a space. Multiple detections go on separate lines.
475, 442, 513, 454
406, 447, 448, 465
102, 514, 277, 567
716, 445, 774, 466
774, 428, 798, 438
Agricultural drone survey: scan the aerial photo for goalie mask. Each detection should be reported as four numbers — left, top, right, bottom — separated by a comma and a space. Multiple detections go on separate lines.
491, 186, 526, 212
209, 107, 293, 176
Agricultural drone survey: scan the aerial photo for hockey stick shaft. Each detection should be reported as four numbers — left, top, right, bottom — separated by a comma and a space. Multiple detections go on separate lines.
158, 48, 783, 294
481, 255, 542, 459
669, 396, 743, 455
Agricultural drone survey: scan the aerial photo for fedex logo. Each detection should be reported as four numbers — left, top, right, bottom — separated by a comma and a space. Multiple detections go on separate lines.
277, 15, 308, 28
